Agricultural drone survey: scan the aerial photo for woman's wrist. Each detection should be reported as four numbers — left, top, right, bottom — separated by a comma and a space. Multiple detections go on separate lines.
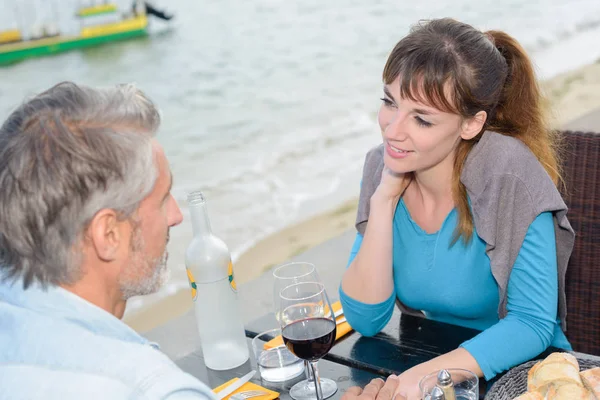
371, 188, 400, 206
370, 190, 400, 215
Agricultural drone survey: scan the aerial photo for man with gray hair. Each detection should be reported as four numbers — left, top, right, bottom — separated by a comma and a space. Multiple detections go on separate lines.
0, 82, 215, 399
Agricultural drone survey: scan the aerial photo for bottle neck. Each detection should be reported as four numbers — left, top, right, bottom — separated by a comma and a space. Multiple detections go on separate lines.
188, 191, 212, 237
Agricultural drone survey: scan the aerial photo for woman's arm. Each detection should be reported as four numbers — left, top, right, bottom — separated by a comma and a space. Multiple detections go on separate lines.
340, 232, 396, 336
459, 211, 559, 378
393, 348, 483, 400
340, 191, 398, 304
340, 167, 410, 336
341, 166, 410, 303
393, 212, 560, 399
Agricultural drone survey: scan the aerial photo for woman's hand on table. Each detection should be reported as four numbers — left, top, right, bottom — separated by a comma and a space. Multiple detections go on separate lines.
392, 348, 484, 399
392, 368, 423, 400
341, 375, 400, 400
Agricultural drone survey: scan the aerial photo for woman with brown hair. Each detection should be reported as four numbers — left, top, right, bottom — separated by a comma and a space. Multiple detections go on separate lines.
340, 18, 574, 398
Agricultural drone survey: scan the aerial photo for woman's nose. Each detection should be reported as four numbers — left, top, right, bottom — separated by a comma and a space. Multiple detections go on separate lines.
384, 111, 408, 140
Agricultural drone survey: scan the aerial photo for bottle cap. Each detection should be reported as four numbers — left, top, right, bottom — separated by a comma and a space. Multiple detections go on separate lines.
430, 386, 446, 400
187, 190, 206, 205
437, 369, 452, 386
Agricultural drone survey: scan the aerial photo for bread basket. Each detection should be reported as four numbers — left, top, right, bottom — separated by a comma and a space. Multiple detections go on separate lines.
484, 357, 600, 400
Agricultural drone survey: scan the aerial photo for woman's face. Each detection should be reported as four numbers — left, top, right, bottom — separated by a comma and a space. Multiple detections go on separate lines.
378, 77, 465, 175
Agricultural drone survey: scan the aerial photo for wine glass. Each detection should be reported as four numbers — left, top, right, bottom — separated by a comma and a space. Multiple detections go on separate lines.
273, 262, 321, 323
272, 262, 337, 399
278, 282, 338, 400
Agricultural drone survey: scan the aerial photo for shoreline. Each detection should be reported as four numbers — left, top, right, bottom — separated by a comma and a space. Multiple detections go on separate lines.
234, 197, 358, 285
123, 59, 600, 333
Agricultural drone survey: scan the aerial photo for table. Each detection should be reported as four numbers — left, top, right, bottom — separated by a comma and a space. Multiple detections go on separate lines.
177, 306, 597, 399
176, 338, 384, 400
175, 307, 489, 399
245, 307, 481, 377
243, 306, 567, 398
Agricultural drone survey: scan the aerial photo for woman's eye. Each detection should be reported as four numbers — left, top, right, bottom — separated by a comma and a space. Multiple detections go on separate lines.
415, 116, 433, 127
380, 97, 396, 108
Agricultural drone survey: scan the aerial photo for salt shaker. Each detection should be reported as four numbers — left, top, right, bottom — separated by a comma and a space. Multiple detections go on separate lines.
436, 370, 456, 400
429, 386, 446, 400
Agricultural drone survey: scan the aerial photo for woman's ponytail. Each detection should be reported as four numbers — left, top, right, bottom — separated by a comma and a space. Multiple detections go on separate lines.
485, 30, 561, 185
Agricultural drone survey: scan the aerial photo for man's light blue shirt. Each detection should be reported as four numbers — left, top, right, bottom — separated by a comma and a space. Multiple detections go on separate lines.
0, 279, 216, 400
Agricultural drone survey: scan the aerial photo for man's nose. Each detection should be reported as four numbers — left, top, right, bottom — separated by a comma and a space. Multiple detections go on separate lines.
169, 197, 184, 227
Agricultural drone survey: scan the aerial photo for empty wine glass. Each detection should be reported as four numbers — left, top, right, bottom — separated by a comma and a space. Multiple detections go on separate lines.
277, 282, 338, 400
273, 262, 321, 325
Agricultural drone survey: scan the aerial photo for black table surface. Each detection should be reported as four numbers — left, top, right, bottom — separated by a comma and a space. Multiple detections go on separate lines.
177, 307, 600, 399
245, 306, 481, 377
175, 338, 384, 400
243, 306, 575, 398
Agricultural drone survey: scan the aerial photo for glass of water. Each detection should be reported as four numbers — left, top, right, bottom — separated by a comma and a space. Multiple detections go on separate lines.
252, 328, 305, 383
419, 369, 478, 400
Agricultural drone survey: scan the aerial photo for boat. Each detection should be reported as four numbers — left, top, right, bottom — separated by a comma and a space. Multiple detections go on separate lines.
0, 1, 172, 65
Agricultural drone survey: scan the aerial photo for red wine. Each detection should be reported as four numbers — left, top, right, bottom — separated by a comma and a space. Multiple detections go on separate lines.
282, 317, 337, 361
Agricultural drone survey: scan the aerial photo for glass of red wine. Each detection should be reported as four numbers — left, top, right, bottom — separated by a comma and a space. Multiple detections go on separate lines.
273, 262, 334, 394
278, 281, 338, 400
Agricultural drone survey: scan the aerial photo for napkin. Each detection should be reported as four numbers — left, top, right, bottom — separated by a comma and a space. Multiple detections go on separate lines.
213, 378, 280, 400
263, 300, 352, 350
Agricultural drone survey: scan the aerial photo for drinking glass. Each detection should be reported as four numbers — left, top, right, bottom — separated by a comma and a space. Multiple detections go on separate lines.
251, 328, 305, 382
419, 369, 478, 400
273, 262, 321, 322
277, 282, 338, 400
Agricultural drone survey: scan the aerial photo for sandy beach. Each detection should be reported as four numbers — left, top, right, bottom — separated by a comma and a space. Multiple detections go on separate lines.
543, 62, 600, 127
123, 59, 600, 333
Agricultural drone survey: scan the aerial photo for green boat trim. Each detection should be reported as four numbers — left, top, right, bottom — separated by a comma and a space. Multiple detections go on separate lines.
0, 29, 147, 65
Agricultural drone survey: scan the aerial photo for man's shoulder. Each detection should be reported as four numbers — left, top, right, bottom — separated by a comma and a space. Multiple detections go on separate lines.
0, 303, 214, 399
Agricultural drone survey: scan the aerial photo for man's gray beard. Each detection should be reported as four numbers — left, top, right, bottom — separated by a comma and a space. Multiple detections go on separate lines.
119, 228, 170, 300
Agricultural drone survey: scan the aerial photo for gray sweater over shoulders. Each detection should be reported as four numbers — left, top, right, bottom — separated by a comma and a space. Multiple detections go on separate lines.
356, 131, 575, 330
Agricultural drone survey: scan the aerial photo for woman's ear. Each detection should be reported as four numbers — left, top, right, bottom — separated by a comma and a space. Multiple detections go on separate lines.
461, 111, 487, 140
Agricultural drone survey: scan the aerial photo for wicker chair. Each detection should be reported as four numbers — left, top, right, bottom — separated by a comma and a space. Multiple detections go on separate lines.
561, 130, 600, 355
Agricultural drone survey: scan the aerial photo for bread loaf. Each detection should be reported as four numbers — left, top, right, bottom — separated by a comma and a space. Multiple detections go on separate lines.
545, 383, 594, 399
527, 353, 583, 394
580, 367, 600, 399
513, 392, 544, 399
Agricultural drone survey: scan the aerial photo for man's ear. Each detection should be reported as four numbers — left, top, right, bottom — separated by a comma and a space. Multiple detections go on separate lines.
88, 209, 123, 262
460, 110, 487, 140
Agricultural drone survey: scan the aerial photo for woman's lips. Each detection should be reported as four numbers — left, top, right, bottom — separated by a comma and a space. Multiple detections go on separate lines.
385, 141, 412, 159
